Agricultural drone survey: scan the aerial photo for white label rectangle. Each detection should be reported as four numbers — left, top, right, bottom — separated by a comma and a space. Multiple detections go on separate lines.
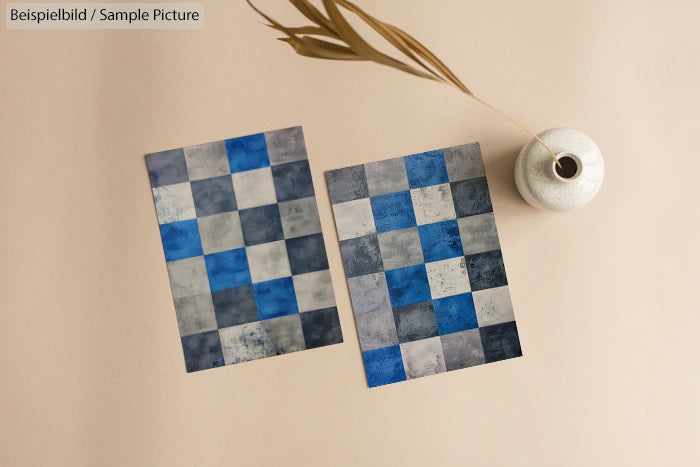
6, 3, 204, 29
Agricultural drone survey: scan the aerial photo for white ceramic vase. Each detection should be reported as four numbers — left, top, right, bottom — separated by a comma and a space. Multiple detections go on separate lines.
514, 127, 604, 211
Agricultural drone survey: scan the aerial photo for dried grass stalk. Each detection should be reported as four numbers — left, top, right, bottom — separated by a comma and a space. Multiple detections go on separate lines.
247, 0, 563, 169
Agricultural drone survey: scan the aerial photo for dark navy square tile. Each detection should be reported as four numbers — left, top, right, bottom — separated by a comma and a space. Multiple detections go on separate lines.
146, 148, 189, 187
385, 264, 431, 308
362, 345, 407, 387
370, 191, 417, 233
404, 149, 449, 189
451, 177, 493, 218
253, 276, 299, 320
392, 301, 439, 343
239, 204, 284, 246
211, 285, 258, 328
204, 248, 251, 292
272, 159, 315, 202
286, 233, 329, 275
465, 249, 508, 291
325, 165, 369, 204
418, 219, 464, 263
433, 293, 478, 335
190, 175, 237, 217
225, 133, 270, 173
479, 321, 522, 363
340, 235, 384, 278
300, 307, 343, 349
160, 219, 203, 262
181, 330, 224, 372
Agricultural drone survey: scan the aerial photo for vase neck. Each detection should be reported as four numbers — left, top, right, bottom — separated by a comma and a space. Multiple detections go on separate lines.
551, 152, 582, 182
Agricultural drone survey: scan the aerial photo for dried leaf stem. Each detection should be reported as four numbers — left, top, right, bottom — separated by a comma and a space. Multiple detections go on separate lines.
247, 0, 562, 169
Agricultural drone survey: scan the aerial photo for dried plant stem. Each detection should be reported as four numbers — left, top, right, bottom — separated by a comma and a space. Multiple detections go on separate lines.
248, 0, 562, 169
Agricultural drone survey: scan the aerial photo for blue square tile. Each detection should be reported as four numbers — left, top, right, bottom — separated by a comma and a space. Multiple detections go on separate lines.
370, 191, 417, 233
465, 249, 508, 291
225, 133, 270, 173
146, 148, 189, 187
417, 219, 464, 262
286, 233, 329, 275
272, 159, 315, 202
253, 276, 299, 320
181, 330, 224, 372
451, 177, 493, 218
433, 293, 478, 335
190, 175, 237, 217
479, 321, 522, 363
204, 248, 251, 292
239, 204, 284, 246
385, 264, 431, 308
160, 219, 203, 262
404, 149, 449, 188
340, 235, 384, 278
362, 345, 407, 387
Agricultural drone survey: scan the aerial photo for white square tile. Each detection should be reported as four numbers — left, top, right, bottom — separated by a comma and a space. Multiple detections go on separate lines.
332, 198, 376, 241
166, 256, 210, 299
232, 167, 277, 209
219, 322, 267, 364
183, 141, 230, 181
410, 183, 456, 225
292, 270, 336, 312
198, 211, 244, 254
400, 336, 446, 379
246, 240, 291, 283
473, 285, 515, 327
426, 256, 471, 299
152, 182, 196, 224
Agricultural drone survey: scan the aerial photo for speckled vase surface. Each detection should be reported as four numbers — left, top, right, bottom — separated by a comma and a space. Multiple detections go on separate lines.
514, 128, 604, 211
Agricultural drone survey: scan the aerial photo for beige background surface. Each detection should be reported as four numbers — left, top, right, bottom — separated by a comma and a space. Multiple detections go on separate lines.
1, 1, 699, 465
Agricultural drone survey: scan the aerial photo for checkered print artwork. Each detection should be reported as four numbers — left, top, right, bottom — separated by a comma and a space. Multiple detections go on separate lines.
326, 142, 521, 387
147, 127, 342, 372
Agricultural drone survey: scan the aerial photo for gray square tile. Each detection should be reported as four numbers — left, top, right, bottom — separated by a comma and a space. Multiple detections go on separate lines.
444, 142, 485, 182
262, 314, 306, 356
264, 127, 308, 166
377, 227, 424, 270
197, 211, 244, 255
472, 285, 514, 327
440, 329, 485, 370
458, 213, 500, 255
183, 141, 230, 181
174, 293, 218, 336
246, 240, 291, 283
393, 301, 439, 343
166, 256, 210, 299
364, 157, 409, 196
279, 196, 322, 239
355, 308, 399, 351
325, 165, 369, 204
293, 270, 336, 313
410, 184, 456, 225
332, 198, 376, 241
340, 235, 384, 278
400, 337, 446, 379
347, 272, 391, 315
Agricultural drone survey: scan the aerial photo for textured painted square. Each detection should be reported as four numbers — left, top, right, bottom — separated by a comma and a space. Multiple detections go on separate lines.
327, 142, 521, 387
147, 127, 342, 372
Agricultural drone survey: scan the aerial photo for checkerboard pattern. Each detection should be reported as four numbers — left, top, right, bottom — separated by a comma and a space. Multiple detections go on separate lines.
146, 127, 342, 372
326, 142, 521, 387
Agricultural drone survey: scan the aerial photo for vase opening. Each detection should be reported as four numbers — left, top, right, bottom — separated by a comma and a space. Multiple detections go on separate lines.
553, 153, 581, 181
